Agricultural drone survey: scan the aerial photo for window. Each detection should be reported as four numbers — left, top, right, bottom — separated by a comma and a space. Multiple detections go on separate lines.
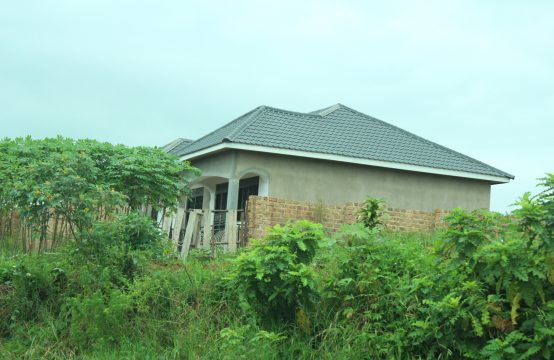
187, 187, 204, 210
214, 182, 229, 231
238, 176, 259, 211
215, 183, 229, 210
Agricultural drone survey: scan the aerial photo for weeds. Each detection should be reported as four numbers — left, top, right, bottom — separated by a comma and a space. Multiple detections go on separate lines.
1, 175, 553, 359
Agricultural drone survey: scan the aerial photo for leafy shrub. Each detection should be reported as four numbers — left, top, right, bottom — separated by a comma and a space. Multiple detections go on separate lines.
218, 325, 286, 360
228, 221, 325, 323
130, 266, 193, 320
77, 212, 167, 258
65, 289, 132, 350
323, 224, 440, 357
358, 197, 386, 230
439, 207, 510, 263
119, 211, 166, 249
72, 212, 170, 286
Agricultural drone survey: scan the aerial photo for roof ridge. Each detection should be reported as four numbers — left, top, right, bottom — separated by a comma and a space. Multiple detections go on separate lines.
337, 104, 514, 178
184, 106, 263, 150
262, 105, 325, 118
224, 106, 267, 141
319, 104, 341, 116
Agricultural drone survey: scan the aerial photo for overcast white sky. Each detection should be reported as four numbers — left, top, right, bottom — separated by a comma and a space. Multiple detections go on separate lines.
1, 1, 553, 212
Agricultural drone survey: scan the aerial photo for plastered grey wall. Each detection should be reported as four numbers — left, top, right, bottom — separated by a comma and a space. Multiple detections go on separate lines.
190, 150, 237, 179
190, 150, 492, 211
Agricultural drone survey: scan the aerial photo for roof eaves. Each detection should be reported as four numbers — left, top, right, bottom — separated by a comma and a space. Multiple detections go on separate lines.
181, 142, 513, 183
337, 104, 515, 179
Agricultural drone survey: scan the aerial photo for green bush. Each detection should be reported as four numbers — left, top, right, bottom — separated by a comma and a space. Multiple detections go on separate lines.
0, 254, 71, 337
358, 197, 386, 230
218, 325, 286, 360
322, 224, 439, 357
74, 212, 172, 285
65, 289, 132, 350
228, 220, 325, 324
78, 211, 165, 253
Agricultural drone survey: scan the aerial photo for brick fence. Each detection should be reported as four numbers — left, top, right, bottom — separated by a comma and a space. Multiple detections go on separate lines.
246, 196, 448, 240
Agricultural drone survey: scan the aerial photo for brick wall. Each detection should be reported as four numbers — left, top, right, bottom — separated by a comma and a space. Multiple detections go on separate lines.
246, 196, 448, 240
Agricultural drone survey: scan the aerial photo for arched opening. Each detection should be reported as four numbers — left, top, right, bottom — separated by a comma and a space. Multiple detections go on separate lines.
237, 170, 269, 209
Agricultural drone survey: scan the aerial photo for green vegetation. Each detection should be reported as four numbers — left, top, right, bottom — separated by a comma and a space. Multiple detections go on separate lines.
357, 196, 386, 230
0, 137, 197, 255
228, 221, 327, 325
1, 138, 553, 358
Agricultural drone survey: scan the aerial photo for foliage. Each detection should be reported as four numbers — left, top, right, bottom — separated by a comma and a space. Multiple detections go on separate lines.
358, 197, 386, 230
1, 174, 554, 359
218, 325, 286, 360
78, 211, 166, 255
228, 220, 326, 323
322, 224, 439, 357
0, 136, 198, 252
65, 289, 132, 350
0, 228, 239, 358
319, 174, 554, 359
94, 143, 198, 210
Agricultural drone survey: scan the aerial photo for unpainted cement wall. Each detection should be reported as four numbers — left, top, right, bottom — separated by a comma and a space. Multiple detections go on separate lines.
190, 149, 492, 212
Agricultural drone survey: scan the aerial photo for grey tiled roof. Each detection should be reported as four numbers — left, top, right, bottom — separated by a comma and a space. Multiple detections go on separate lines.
173, 104, 513, 179
163, 138, 193, 156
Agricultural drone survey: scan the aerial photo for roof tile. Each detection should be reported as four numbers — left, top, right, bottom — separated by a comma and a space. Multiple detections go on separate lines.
173, 104, 513, 179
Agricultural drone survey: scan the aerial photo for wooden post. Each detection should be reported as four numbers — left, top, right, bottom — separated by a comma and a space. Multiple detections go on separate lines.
202, 210, 212, 250
191, 210, 203, 247
161, 210, 172, 236
171, 207, 186, 251
181, 211, 200, 260
226, 210, 238, 253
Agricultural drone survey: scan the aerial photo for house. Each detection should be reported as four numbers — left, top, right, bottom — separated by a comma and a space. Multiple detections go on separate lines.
164, 104, 513, 251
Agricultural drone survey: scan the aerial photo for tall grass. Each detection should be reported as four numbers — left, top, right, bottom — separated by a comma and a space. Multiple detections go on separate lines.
2, 211, 552, 359
0, 226, 438, 359
0, 235, 25, 257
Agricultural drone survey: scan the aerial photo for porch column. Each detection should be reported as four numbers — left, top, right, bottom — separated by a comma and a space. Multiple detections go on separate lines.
202, 187, 213, 249
226, 178, 240, 210
225, 178, 240, 249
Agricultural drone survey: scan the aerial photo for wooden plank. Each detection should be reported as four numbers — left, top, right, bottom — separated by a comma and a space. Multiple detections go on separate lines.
161, 209, 172, 235
191, 210, 203, 247
226, 210, 238, 253
181, 211, 199, 260
171, 207, 186, 251
202, 210, 212, 250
